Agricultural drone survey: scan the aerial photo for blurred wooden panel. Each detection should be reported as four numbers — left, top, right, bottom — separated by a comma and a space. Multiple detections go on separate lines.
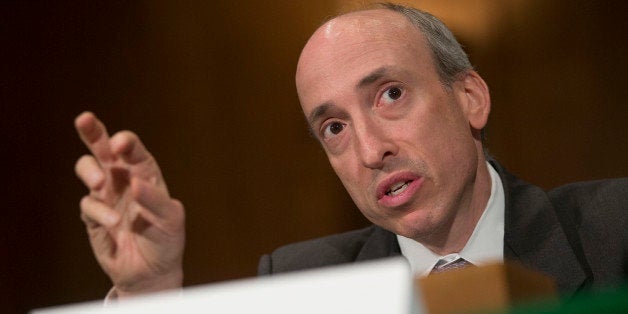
2, 1, 627, 313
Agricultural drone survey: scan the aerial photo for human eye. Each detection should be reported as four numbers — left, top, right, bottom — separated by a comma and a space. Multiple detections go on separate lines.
379, 86, 404, 105
321, 121, 346, 140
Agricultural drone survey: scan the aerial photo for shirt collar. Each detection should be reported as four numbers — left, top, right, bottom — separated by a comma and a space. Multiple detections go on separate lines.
397, 162, 505, 277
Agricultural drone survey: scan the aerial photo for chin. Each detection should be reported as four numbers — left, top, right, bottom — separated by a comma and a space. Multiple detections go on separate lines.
396, 206, 451, 240
397, 226, 433, 241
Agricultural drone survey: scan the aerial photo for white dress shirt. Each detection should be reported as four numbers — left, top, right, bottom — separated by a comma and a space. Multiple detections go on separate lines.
397, 162, 505, 277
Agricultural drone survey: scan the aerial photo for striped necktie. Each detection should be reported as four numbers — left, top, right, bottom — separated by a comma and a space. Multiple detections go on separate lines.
430, 257, 474, 274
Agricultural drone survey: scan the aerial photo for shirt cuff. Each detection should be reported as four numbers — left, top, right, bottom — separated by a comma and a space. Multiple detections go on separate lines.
102, 286, 184, 306
103, 287, 118, 306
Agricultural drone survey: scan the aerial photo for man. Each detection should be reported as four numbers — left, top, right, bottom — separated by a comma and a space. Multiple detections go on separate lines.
74, 3, 626, 299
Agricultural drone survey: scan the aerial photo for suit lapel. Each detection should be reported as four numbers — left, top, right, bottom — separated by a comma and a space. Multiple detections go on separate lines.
491, 159, 589, 295
355, 226, 401, 261
348, 160, 591, 295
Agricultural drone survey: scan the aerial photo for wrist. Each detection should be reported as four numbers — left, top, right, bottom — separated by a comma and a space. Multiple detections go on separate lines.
115, 269, 183, 298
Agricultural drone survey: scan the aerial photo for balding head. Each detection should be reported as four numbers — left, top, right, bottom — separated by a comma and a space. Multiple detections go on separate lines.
297, 5, 472, 101
296, 8, 437, 117
293, 6, 492, 251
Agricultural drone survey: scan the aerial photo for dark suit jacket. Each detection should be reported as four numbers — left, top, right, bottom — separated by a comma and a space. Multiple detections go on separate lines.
258, 160, 627, 295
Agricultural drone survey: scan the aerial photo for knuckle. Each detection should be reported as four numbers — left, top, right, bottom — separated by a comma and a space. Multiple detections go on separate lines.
80, 212, 97, 227
79, 211, 90, 223
79, 195, 91, 210
171, 198, 185, 212
79, 198, 95, 221
171, 199, 186, 223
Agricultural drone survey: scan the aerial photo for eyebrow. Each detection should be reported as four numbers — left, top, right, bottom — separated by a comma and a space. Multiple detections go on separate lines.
356, 67, 388, 89
307, 102, 332, 129
306, 67, 391, 130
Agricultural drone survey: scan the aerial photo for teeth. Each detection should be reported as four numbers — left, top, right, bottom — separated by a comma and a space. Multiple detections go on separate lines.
387, 181, 411, 196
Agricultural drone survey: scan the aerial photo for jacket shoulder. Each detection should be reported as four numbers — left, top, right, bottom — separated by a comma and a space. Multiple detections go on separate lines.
258, 225, 381, 275
548, 178, 628, 225
548, 178, 628, 285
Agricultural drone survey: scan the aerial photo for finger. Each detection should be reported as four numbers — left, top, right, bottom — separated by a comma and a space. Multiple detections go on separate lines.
80, 196, 121, 228
75, 112, 113, 163
131, 178, 180, 220
110, 130, 157, 167
75, 155, 105, 190
110, 131, 165, 186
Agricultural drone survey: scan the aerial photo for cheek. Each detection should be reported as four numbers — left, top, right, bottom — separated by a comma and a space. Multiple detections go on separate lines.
418, 102, 474, 151
329, 156, 357, 189
400, 104, 478, 181
328, 155, 370, 203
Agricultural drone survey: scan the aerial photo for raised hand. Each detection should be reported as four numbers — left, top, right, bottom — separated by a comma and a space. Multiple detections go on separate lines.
74, 112, 185, 297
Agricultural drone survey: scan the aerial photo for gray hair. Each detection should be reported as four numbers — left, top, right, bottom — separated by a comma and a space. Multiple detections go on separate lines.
373, 3, 473, 86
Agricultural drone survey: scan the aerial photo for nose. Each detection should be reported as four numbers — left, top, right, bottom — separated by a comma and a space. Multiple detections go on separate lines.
353, 118, 398, 169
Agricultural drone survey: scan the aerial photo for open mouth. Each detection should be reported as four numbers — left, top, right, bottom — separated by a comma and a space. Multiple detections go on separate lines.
386, 180, 413, 197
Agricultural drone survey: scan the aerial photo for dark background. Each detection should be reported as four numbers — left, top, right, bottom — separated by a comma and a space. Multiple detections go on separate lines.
2, 1, 627, 313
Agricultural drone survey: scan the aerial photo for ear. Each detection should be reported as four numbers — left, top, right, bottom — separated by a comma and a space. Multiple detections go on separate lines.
454, 71, 491, 131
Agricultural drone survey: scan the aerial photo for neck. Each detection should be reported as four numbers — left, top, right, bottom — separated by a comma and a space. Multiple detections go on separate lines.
423, 154, 492, 256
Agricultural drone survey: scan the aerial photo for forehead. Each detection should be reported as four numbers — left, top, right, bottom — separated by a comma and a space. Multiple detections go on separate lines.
296, 9, 436, 113
320, 9, 412, 41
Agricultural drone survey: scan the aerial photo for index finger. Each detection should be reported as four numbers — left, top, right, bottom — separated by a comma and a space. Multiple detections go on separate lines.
75, 111, 113, 163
